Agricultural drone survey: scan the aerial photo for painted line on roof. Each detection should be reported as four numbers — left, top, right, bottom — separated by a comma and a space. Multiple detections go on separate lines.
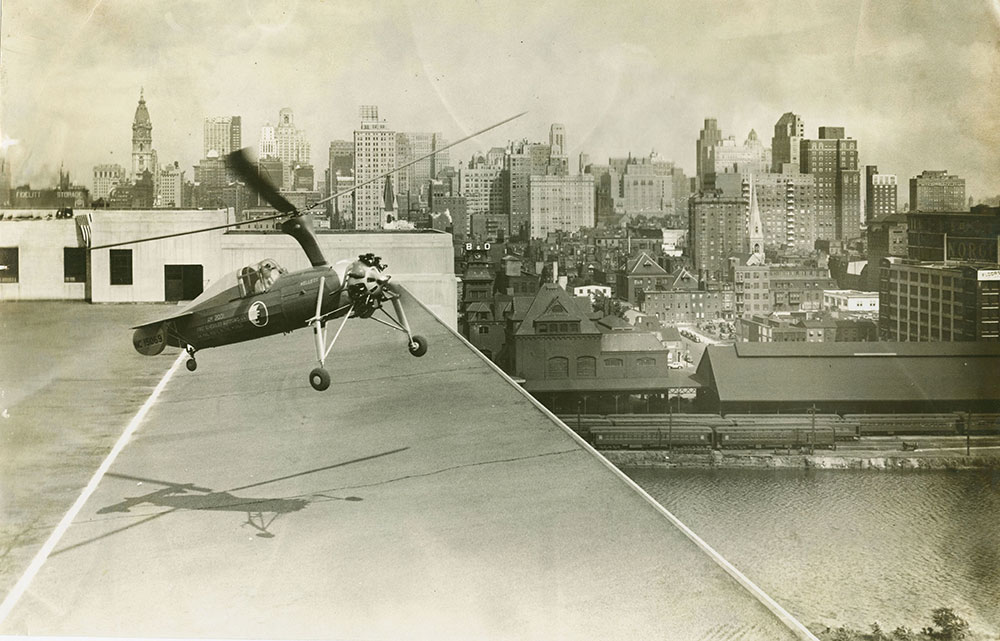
0, 352, 186, 626
404, 287, 819, 641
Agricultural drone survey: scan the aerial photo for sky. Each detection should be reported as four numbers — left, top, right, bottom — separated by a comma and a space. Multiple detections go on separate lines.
1, 0, 999, 202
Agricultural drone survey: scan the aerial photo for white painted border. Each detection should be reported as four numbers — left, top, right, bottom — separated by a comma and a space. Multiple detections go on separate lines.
0, 352, 186, 625
406, 287, 820, 641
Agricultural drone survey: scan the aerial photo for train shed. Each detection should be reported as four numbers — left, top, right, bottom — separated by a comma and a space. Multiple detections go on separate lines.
692, 342, 1000, 415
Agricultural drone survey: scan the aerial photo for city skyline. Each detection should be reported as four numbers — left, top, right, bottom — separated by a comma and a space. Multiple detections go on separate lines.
1, 1, 999, 201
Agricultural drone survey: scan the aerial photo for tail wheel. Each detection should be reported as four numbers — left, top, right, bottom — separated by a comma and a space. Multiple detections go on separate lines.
185, 359, 198, 372
408, 335, 428, 357
309, 367, 331, 391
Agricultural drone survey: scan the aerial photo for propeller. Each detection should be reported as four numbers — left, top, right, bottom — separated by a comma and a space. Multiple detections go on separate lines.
89, 111, 528, 251
227, 148, 297, 215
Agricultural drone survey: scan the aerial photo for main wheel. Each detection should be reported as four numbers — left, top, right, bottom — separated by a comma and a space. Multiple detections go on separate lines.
185, 358, 198, 372
407, 335, 428, 357
309, 367, 331, 391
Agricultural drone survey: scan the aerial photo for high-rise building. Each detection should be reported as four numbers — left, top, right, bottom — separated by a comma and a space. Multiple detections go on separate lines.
618, 154, 675, 220
0, 157, 11, 206
528, 174, 594, 239
771, 112, 804, 172
131, 89, 158, 183
203, 116, 242, 158
800, 126, 860, 242
259, 124, 277, 160
909, 170, 966, 212
688, 193, 747, 283
328, 140, 354, 178
696, 118, 723, 191
459, 165, 505, 224
747, 169, 817, 254
864, 166, 898, 224
273, 108, 310, 191
93, 164, 126, 201
353, 105, 396, 230
395, 132, 448, 207
712, 130, 771, 182
549, 124, 566, 156
155, 161, 185, 208
505, 140, 552, 240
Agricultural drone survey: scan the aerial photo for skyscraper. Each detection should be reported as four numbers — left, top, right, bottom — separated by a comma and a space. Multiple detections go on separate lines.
505, 140, 552, 240
203, 116, 242, 158
274, 108, 310, 191
395, 132, 448, 209
909, 170, 966, 212
131, 89, 157, 183
710, 130, 771, 196
353, 105, 396, 230
549, 123, 566, 156
259, 124, 277, 160
864, 166, 898, 224
528, 174, 594, 239
800, 126, 860, 242
771, 112, 804, 172
155, 161, 185, 208
696, 118, 723, 191
688, 192, 747, 283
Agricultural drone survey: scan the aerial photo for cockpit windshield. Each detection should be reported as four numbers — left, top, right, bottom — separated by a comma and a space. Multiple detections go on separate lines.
238, 258, 285, 297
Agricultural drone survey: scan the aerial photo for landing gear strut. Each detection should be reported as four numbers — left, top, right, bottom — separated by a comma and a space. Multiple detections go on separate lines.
185, 345, 198, 371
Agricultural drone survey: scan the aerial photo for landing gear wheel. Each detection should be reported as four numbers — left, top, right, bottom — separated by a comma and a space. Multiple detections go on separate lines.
309, 367, 331, 391
185, 358, 198, 372
407, 335, 428, 357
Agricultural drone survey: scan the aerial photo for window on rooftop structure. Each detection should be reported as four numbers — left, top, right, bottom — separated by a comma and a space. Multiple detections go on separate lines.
64, 247, 87, 283
0, 247, 19, 283
109, 249, 133, 286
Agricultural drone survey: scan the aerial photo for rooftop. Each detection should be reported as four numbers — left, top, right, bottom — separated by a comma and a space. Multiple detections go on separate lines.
0, 299, 796, 639
695, 342, 1000, 403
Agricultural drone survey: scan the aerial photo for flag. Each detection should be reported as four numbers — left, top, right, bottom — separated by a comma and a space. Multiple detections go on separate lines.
75, 213, 92, 247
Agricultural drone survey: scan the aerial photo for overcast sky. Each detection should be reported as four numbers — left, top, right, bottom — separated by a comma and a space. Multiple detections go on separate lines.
2, 0, 998, 201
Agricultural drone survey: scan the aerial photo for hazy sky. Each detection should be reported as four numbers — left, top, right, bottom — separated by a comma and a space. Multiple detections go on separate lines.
2, 0, 998, 201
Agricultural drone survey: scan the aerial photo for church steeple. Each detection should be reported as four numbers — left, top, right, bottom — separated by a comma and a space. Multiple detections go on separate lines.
746, 176, 765, 265
382, 174, 397, 224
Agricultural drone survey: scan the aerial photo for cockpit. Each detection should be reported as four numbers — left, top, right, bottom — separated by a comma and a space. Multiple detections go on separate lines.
238, 259, 285, 297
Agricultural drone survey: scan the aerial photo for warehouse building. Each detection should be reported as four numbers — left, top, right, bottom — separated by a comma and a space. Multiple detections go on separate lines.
693, 341, 1000, 414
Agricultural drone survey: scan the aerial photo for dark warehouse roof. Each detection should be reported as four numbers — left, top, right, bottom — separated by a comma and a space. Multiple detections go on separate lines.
694, 342, 1000, 403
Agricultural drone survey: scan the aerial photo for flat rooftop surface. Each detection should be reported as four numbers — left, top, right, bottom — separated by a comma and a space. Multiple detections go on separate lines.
0, 298, 801, 640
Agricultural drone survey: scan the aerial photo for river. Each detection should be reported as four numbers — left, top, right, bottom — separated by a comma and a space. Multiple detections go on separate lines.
624, 467, 1000, 638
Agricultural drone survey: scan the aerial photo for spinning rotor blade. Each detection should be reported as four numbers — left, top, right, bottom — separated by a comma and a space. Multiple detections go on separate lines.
90, 111, 527, 251
227, 148, 297, 215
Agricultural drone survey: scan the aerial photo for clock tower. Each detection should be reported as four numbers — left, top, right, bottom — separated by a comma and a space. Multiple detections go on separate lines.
131, 88, 158, 183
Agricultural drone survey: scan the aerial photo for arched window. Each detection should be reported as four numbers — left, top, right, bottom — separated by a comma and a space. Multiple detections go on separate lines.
546, 357, 568, 378
637, 357, 656, 367
577, 356, 596, 377
604, 358, 624, 368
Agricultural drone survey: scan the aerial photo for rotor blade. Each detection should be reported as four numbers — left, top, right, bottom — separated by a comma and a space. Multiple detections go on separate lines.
227, 148, 298, 215
105, 472, 213, 493
89, 212, 287, 251
310, 111, 527, 210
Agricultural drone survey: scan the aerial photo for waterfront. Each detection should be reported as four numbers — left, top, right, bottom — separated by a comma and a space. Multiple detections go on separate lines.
625, 467, 1000, 639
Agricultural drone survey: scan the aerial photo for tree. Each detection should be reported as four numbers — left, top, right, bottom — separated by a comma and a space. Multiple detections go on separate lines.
930, 608, 969, 640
